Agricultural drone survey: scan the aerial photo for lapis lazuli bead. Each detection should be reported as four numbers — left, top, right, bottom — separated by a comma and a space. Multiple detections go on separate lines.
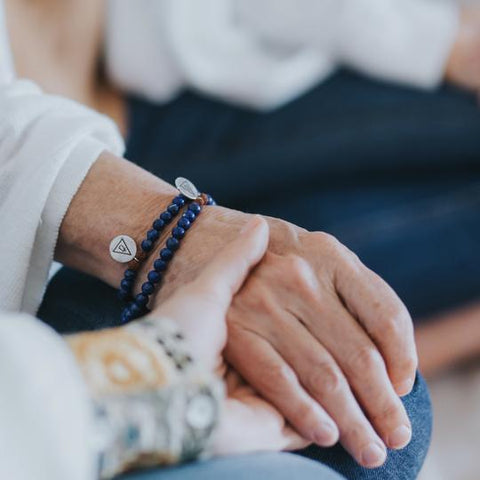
183, 210, 196, 221
166, 237, 180, 251
173, 196, 186, 207
135, 293, 148, 306
178, 217, 191, 230
148, 270, 162, 284
188, 203, 201, 214
118, 289, 131, 301
160, 248, 173, 261
172, 227, 185, 239
153, 259, 167, 272
118, 191, 214, 324
124, 269, 136, 280
129, 302, 142, 316
120, 278, 133, 290
160, 211, 172, 222
147, 229, 159, 241
141, 282, 155, 295
168, 204, 180, 215
121, 309, 134, 324
153, 218, 165, 231
141, 239, 153, 252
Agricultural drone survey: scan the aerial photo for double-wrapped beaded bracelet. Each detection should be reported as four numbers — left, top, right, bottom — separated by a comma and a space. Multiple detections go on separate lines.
115, 193, 189, 303
108, 177, 215, 324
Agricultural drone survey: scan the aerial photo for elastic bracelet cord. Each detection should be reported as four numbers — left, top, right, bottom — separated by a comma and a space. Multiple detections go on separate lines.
121, 194, 215, 324
118, 195, 190, 303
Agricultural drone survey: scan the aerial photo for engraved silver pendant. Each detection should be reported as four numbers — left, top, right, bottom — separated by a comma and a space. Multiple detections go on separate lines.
109, 235, 137, 263
175, 177, 200, 200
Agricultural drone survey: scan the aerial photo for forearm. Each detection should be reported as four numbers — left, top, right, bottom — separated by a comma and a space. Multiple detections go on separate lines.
56, 151, 178, 287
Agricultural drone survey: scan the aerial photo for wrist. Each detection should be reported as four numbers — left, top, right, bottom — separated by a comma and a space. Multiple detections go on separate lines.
57, 151, 177, 287
146, 205, 250, 307
142, 207, 306, 311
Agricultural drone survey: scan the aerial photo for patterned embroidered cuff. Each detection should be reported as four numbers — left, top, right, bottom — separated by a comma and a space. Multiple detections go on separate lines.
94, 374, 222, 478
66, 317, 223, 478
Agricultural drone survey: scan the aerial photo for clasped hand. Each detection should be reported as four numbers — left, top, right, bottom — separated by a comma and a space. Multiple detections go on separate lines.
151, 211, 417, 469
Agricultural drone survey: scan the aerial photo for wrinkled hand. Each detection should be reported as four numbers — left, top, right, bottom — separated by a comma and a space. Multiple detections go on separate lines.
152, 206, 417, 468
151, 216, 307, 455
445, 6, 480, 94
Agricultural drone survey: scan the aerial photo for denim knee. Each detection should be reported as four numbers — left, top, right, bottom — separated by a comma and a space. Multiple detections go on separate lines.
298, 373, 432, 480
118, 453, 344, 480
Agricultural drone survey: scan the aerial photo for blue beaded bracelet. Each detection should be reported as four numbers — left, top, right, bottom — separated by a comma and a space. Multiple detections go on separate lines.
121, 193, 215, 324
117, 194, 188, 303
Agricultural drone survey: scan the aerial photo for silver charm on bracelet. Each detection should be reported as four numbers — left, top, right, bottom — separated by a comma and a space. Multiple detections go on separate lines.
109, 235, 137, 263
175, 177, 200, 200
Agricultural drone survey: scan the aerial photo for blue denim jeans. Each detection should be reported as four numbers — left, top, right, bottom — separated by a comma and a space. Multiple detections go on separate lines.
38, 70, 463, 478
118, 453, 344, 480
124, 69, 480, 321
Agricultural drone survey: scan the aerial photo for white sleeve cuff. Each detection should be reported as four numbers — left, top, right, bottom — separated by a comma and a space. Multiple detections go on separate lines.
23, 137, 123, 315
0, 313, 95, 480
337, 0, 460, 89
0, 79, 125, 314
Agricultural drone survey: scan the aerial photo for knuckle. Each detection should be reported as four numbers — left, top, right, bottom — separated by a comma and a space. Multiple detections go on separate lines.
253, 290, 276, 314
294, 403, 320, 427
381, 316, 413, 355
281, 254, 317, 291
312, 231, 341, 249
370, 400, 402, 425
266, 362, 297, 390
311, 232, 360, 270
341, 420, 372, 446
388, 304, 411, 330
308, 363, 344, 397
380, 314, 404, 339
283, 254, 309, 277
349, 346, 385, 374
398, 355, 418, 377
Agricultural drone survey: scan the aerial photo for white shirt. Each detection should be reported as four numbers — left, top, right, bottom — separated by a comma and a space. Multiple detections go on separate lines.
0, 2, 123, 479
106, 0, 458, 109
0, 1, 459, 479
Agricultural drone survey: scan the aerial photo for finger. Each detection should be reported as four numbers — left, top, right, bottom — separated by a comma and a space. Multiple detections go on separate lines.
157, 216, 268, 364
335, 257, 417, 396
191, 215, 269, 313
212, 397, 309, 456
265, 309, 389, 468
272, 253, 412, 454
296, 294, 412, 454
225, 326, 339, 447
222, 370, 310, 451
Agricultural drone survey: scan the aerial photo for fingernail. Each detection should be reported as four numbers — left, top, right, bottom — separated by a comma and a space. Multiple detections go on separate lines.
313, 422, 338, 446
361, 443, 386, 468
396, 378, 414, 397
388, 425, 411, 449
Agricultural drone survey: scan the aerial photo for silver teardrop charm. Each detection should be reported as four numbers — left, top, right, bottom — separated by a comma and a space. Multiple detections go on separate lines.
109, 235, 137, 263
175, 177, 200, 200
